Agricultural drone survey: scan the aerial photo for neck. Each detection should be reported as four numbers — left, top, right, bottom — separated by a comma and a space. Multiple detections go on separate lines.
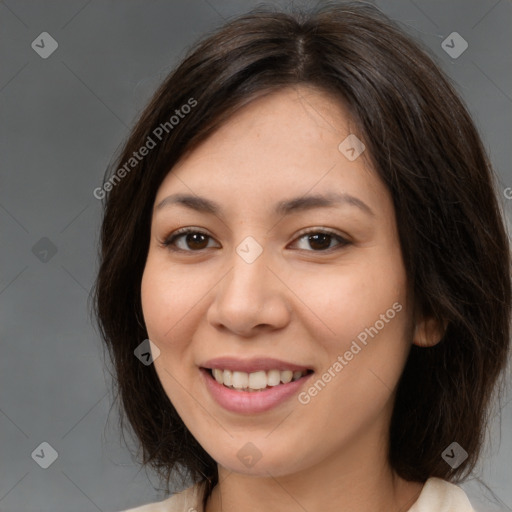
204, 423, 424, 512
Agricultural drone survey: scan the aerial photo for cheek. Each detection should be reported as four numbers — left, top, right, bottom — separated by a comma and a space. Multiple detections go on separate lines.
298, 251, 411, 409
140, 261, 200, 401
140, 262, 192, 386
140, 259, 198, 343
299, 255, 408, 345
140, 263, 168, 340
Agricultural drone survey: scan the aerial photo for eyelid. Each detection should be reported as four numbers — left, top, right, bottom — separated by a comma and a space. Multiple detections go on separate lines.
289, 227, 350, 251
291, 226, 348, 242
160, 226, 217, 250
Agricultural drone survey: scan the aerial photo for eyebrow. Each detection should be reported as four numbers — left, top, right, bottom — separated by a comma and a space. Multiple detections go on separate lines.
155, 192, 374, 217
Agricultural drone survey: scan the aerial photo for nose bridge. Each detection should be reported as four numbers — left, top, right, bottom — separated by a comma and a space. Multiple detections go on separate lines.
208, 235, 289, 334
224, 236, 271, 306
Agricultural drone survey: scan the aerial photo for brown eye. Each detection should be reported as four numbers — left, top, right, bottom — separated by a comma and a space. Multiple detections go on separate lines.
183, 232, 209, 250
292, 230, 349, 252
307, 233, 333, 251
163, 229, 218, 252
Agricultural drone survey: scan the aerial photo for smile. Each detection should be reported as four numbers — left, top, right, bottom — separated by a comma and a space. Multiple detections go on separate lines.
208, 368, 312, 392
200, 367, 315, 414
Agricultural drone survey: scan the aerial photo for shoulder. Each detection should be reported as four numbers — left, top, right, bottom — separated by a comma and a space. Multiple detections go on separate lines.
119, 477, 473, 512
120, 481, 206, 512
407, 477, 474, 512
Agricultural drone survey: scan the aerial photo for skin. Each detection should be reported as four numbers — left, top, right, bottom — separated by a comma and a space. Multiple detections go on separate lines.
141, 85, 442, 512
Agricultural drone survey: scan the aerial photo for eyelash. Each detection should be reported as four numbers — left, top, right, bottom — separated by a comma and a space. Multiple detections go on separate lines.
160, 227, 350, 254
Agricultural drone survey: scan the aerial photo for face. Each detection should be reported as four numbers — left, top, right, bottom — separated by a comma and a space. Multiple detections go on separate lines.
141, 85, 416, 478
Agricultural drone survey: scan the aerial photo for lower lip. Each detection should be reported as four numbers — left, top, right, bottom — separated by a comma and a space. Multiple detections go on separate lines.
200, 368, 314, 414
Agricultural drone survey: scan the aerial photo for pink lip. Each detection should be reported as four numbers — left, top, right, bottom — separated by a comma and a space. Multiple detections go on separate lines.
200, 356, 313, 373
200, 367, 314, 414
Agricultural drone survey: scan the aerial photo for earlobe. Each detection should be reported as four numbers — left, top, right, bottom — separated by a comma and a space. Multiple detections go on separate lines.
412, 314, 447, 347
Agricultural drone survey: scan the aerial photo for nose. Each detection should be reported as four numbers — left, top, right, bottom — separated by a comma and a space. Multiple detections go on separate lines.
206, 245, 291, 337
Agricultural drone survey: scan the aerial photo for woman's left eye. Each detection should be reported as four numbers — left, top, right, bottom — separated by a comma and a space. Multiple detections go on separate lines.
292, 230, 349, 252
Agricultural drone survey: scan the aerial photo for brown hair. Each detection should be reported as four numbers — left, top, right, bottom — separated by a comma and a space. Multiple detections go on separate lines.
91, 0, 511, 506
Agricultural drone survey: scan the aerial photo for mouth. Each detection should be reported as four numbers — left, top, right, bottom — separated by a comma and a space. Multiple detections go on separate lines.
201, 367, 315, 392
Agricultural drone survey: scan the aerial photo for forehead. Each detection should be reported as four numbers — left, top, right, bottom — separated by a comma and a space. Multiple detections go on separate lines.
177, 85, 358, 166
154, 85, 390, 217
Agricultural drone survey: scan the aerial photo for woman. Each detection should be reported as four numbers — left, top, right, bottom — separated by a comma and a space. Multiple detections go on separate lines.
93, 2, 511, 511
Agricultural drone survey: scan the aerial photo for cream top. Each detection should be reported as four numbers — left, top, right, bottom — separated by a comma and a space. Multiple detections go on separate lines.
121, 477, 474, 512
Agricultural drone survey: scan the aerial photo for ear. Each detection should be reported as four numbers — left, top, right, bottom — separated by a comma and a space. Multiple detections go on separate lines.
412, 310, 447, 348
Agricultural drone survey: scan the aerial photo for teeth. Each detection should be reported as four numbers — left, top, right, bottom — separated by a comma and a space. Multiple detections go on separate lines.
232, 371, 248, 389
210, 368, 309, 391
248, 371, 267, 390
267, 369, 281, 386
222, 369, 232, 386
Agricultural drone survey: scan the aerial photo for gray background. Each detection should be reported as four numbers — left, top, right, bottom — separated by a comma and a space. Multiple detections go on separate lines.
1, 1, 511, 511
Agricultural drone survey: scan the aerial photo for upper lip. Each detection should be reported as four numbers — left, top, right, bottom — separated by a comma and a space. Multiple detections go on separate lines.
200, 357, 314, 373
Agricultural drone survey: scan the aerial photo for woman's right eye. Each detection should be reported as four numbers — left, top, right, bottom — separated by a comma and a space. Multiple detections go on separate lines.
161, 228, 219, 252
